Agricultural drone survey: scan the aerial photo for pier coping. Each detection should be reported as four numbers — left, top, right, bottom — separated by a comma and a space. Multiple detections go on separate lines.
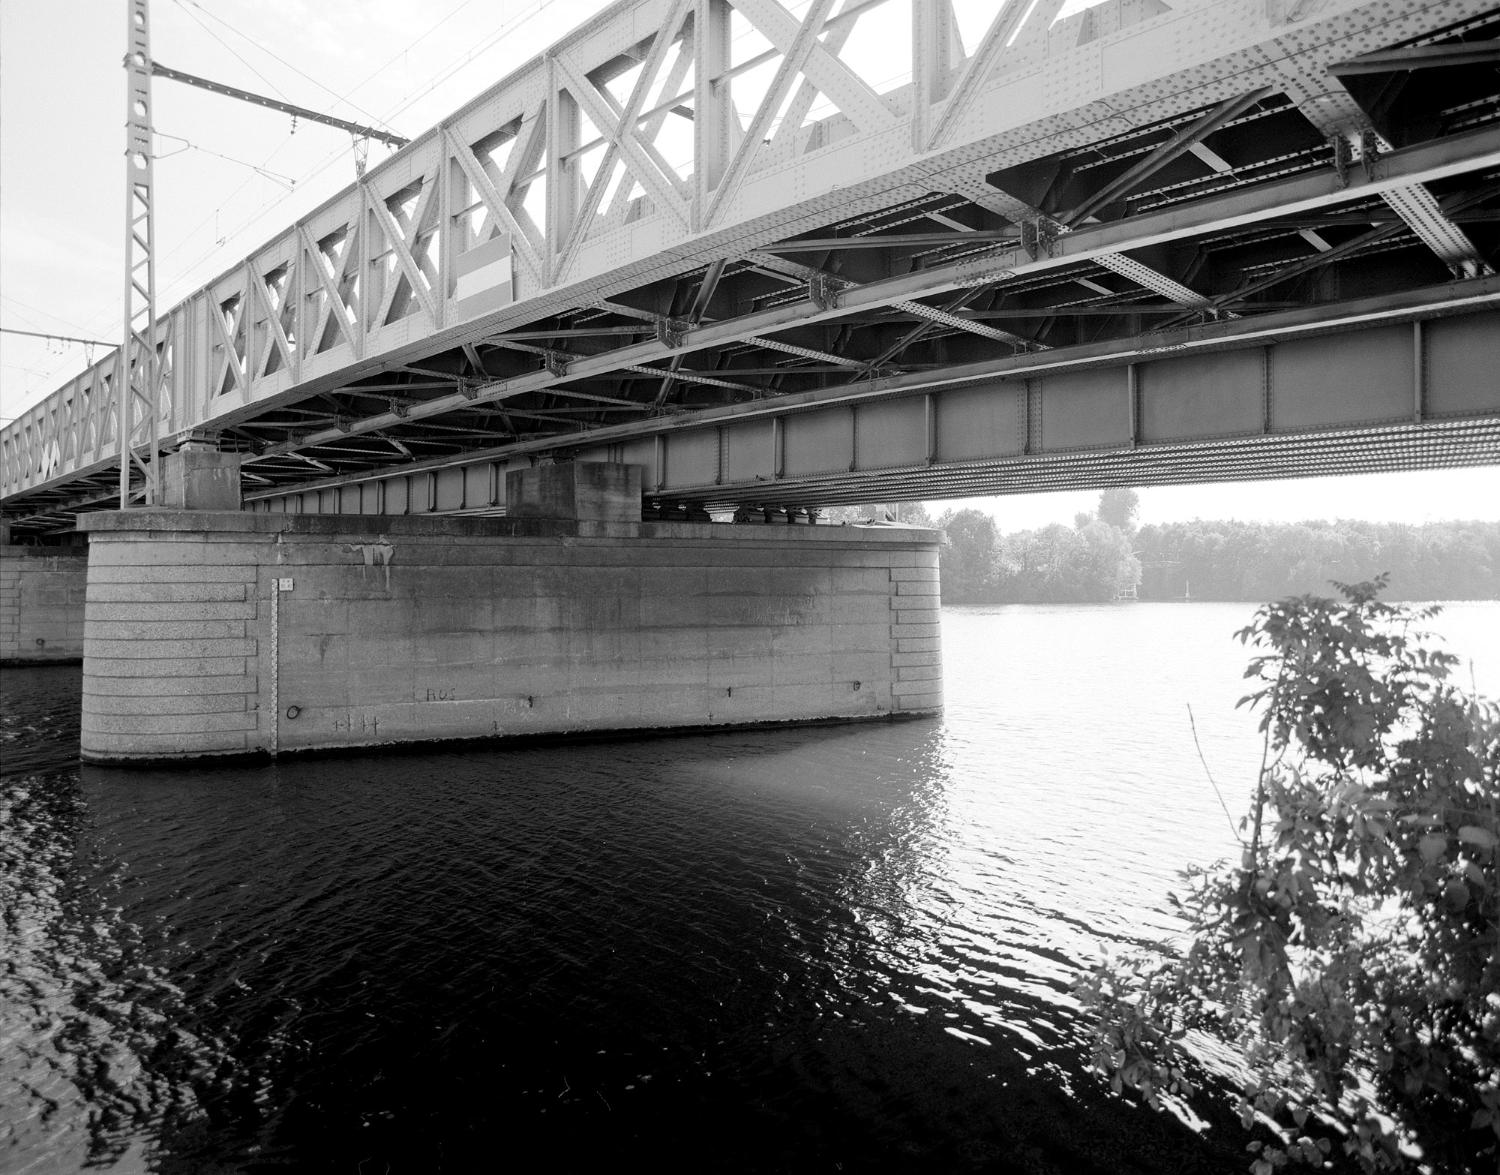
76, 510, 940, 547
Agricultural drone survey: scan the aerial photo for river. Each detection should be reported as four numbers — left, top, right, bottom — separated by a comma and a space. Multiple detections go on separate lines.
3, 601, 1496, 1173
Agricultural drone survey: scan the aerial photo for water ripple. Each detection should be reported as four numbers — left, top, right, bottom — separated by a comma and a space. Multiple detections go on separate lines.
1, 602, 1494, 1171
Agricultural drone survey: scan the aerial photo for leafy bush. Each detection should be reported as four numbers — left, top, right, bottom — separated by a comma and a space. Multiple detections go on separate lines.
1077, 577, 1500, 1173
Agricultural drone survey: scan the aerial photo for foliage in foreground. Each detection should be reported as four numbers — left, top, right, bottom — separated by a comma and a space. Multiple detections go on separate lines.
1077, 578, 1500, 1173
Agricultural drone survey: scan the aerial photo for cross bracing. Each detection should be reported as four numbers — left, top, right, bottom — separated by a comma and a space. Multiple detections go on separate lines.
2, 0, 1499, 537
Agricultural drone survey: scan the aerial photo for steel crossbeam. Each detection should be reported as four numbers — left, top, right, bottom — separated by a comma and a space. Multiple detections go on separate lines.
3, 0, 1499, 525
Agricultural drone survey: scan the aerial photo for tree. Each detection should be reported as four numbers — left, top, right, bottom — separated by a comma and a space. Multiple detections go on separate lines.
936, 508, 999, 603
817, 501, 935, 525
995, 522, 1076, 602
1077, 578, 1499, 1174
1098, 487, 1141, 532
897, 500, 936, 528
1065, 520, 1142, 601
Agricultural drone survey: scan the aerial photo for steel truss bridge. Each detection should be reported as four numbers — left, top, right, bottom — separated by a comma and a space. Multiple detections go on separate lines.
3, 0, 1499, 536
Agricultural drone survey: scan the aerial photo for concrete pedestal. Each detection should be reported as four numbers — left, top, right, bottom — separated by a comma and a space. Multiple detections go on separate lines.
162, 444, 242, 511
75, 510, 942, 764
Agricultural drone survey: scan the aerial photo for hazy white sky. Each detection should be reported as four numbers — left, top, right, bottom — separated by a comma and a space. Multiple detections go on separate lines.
1, 0, 1496, 525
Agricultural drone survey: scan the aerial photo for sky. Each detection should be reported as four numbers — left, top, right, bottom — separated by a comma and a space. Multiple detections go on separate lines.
1, 0, 1496, 528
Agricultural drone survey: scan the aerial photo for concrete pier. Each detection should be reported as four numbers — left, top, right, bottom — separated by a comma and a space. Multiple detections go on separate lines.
75, 465, 941, 764
1, 541, 88, 665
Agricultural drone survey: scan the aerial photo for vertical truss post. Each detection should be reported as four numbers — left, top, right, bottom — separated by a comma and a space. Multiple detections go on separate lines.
911, 1, 955, 150
1412, 319, 1426, 424
693, 0, 732, 229
437, 129, 455, 326
121, 0, 160, 507
545, 58, 579, 286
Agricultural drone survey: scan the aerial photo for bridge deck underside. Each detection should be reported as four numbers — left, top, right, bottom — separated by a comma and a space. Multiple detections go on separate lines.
243, 302, 1500, 518
3, 0, 1499, 535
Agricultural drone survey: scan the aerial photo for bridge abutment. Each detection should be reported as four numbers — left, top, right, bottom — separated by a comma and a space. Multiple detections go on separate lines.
75, 463, 941, 765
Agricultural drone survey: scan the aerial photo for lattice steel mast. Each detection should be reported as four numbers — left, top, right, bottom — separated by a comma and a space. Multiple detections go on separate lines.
121, 0, 160, 507
117, 0, 405, 508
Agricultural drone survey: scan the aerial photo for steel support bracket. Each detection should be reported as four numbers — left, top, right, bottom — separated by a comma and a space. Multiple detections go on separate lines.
655, 319, 686, 349
1333, 134, 1351, 189
1020, 219, 1059, 260
808, 273, 841, 312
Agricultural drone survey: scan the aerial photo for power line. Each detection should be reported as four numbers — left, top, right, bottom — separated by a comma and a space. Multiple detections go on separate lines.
341, 0, 488, 104
382, 0, 557, 123
173, 0, 401, 136
0, 296, 101, 340
172, 0, 290, 101
156, 0, 566, 296
0, 301, 120, 415
151, 3, 505, 288
154, 130, 299, 188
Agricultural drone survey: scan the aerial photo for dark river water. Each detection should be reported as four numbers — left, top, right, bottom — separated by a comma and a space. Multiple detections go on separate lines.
3, 602, 1496, 1174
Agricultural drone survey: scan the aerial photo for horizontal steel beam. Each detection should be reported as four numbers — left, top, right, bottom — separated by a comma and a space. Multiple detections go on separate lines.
1328, 41, 1500, 76
150, 62, 408, 146
238, 285, 1500, 515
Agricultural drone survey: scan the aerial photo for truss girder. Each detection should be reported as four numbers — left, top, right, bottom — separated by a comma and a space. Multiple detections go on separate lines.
1380, 182, 1493, 278
239, 292, 1500, 515
1267, 35, 1493, 279
250, 125, 1500, 455
4, 0, 1500, 511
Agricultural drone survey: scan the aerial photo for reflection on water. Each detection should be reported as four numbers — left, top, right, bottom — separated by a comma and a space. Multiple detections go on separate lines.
1, 672, 234, 1173
3, 603, 1495, 1172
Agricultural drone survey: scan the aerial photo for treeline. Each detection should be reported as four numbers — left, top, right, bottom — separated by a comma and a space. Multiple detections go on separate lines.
933, 493, 1500, 603
1133, 518, 1500, 602
940, 509, 1141, 604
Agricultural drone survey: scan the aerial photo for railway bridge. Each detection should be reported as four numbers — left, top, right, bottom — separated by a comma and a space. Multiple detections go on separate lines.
2, 0, 1497, 762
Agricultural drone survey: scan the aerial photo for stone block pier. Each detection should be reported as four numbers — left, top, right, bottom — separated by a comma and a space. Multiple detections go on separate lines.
67, 461, 941, 764
0, 539, 87, 665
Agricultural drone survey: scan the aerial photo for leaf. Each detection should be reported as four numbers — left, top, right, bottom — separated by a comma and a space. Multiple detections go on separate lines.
1458, 825, 1498, 850
1444, 879, 1471, 911
1418, 834, 1447, 864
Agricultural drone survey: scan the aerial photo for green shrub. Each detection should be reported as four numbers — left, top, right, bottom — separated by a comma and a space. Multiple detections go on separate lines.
1077, 577, 1500, 1173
